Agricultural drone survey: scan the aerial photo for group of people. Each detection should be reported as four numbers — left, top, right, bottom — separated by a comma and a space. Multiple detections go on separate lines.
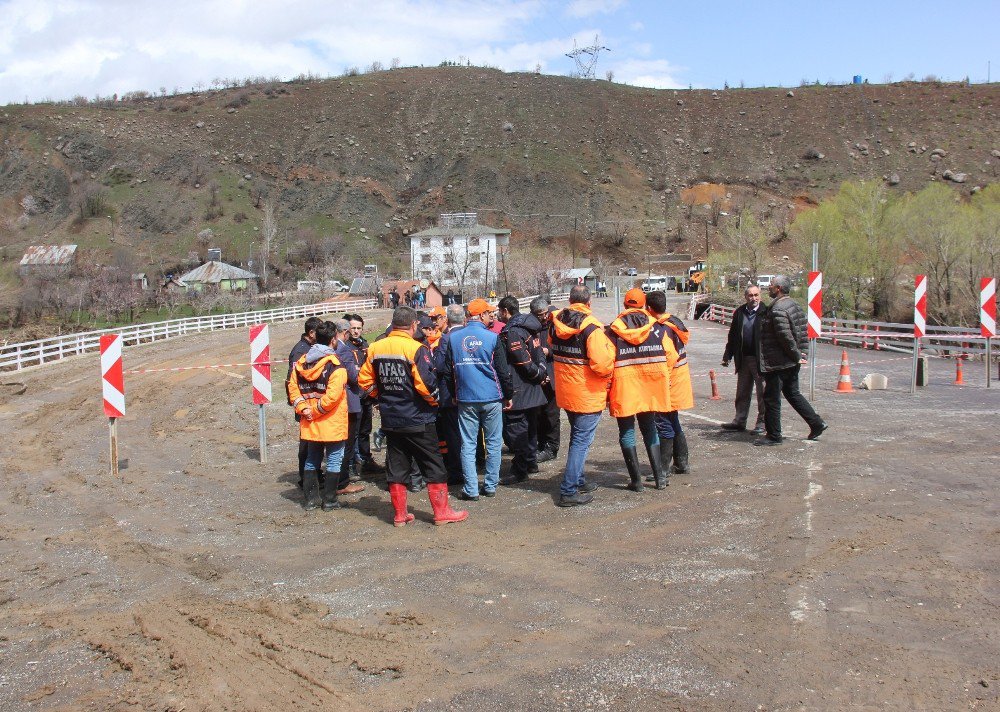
387, 285, 425, 309
284, 283, 697, 525
284, 274, 826, 527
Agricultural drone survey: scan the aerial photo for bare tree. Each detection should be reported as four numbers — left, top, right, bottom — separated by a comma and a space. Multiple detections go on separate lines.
260, 200, 278, 290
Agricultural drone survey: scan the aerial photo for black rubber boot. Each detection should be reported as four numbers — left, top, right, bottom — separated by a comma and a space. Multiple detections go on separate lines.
621, 445, 643, 492
656, 437, 673, 489
322, 469, 342, 511
646, 439, 668, 490
297, 439, 308, 489
302, 470, 321, 510
672, 432, 690, 474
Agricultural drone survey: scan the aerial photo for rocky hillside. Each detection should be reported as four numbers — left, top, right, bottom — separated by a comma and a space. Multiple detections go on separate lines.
1, 67, 997, 286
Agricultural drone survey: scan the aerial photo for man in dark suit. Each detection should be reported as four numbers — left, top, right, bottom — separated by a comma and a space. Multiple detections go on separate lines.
720, 284, 765, 434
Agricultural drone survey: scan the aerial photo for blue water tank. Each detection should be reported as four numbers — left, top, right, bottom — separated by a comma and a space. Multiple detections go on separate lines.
853, 75, 863, 84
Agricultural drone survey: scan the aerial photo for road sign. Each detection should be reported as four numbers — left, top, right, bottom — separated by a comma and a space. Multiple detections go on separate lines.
100, 334, 125, 417
807, 271, 822, 339
982, 278, 997, 338
249, 324, 272, 405
914, 275, 927, 338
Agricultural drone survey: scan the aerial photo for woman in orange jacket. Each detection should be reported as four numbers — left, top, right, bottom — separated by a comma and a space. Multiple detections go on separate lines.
288, 322, 349, 511
606, 289, 676, 491
646, 290, 695, 476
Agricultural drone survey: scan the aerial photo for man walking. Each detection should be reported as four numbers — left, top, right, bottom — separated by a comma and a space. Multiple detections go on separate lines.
441, 298, 514, 501
756, 276, 828, 445
496, 296, 549, 486
721, 285, 766, 434
550, 285, 615, 507
358, 307, 468, 526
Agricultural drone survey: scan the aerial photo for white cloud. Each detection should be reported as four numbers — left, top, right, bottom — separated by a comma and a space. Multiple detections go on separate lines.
612, 58, 686, 89
565, 0, 625, 18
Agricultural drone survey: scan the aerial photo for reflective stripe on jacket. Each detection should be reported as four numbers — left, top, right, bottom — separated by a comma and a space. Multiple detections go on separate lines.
550, 303, 614, 414
607, 308, 673, 417
288, 353, 349, 442
358, 328, 439, 430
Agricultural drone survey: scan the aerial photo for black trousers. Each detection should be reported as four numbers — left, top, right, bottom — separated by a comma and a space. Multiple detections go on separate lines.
385, 422, 447, 486
337, 412, 360, 488
437, 407, 464, 485
733, 355, 766, 428
356, 399, 374, 462
504, 406, 539, 477
536, 395, 561, 454
762, 365, 822, 439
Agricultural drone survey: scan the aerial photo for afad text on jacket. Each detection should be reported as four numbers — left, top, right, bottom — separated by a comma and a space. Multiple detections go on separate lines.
358, 328, 439, 431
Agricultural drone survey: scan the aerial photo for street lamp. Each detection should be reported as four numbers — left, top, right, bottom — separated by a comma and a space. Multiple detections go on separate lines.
106, 214, 115, 242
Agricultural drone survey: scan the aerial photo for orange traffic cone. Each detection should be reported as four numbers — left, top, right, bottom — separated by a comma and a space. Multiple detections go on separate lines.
834, 350, 854, 393
954, 358, 965, 386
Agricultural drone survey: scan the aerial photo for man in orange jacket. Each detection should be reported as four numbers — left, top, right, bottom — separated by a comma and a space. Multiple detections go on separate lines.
358, 307, 468, 527
606, 288, 675, 491
646, 290, 695, 476
551, 285, 615, 506
288, 321, 350, 511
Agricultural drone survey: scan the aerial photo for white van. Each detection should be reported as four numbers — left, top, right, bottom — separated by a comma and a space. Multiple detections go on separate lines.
641, 276, 668, 293
756, 274, 776, 288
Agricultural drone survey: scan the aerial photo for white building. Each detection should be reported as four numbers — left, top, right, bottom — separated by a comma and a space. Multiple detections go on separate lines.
409, 213, 510, 291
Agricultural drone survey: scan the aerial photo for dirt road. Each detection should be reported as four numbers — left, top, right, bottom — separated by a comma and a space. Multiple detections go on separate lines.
1, 298, 998, 710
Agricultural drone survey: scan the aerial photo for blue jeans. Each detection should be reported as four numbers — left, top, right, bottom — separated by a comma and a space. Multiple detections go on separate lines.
560, 411, 601, 496
458, 401, 503, 496
304, 441, 346, 476
617, 412, 659, 449
654, 411, 682, 440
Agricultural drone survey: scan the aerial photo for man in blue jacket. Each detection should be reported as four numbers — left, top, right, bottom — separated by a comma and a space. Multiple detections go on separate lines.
441, 298, 514, 500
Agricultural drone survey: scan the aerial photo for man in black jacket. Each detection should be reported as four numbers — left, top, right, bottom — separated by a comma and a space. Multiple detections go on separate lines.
496, 296, 550, 485
533, 300, 561, 462
721, 285, 766, 434
756, 276, 828, 445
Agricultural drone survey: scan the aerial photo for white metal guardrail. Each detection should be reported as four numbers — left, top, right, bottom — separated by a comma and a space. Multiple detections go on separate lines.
0, 293, 572, 372
1, 298, 377, 372
700, 303, 994, 358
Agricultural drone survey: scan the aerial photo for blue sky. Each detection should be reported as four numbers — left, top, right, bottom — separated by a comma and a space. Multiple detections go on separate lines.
0, 0, 996, 105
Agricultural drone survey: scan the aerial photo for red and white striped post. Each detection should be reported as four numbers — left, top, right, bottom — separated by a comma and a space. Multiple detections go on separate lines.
807, 271, 822, 399
250, 324, 272, 464
982, 278, 996, 388
100, 334, 125, 478
912, 275, 927, 393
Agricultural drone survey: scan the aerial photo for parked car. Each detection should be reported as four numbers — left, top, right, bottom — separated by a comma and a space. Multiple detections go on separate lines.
625, 267, 638, 276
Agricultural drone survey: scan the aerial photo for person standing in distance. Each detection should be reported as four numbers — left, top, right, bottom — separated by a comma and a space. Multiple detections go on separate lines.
721, 285, 766, 434
756, 276, 828, 445
550, 285, 615, 507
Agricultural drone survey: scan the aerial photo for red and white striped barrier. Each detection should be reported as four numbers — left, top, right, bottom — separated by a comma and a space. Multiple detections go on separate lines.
99, 334, 124, 477
807, 272, 822, 339
983, 278, 996, 389
914, 275, 927, 339
100, 334, 125, 417
249, 324, 271, 464
982, 278, 997, 339
250, 324, 272, 405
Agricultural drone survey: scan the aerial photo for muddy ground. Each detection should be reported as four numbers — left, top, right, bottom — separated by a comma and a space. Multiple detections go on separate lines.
1, 295, 998, 711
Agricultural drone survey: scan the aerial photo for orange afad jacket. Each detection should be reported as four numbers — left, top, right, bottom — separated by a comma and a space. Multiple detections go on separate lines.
656, 312, 694, 411
606, 308, 676, 418
288, 351, 349, 442
550, 303, 615, 414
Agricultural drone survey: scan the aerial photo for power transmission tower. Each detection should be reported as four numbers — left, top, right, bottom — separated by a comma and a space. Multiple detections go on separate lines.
566, 35, 610, 80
